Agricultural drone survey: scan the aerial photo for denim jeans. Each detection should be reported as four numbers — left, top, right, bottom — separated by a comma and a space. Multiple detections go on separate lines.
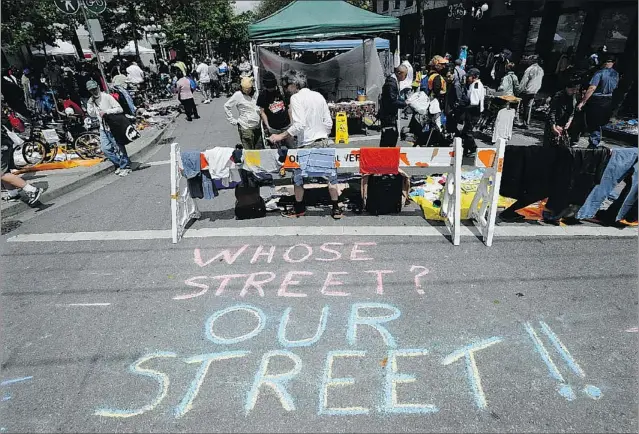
616, 162, 638, 221
577, 148, 638, 219
100, 129, 131, 169
588, 128, 602, 148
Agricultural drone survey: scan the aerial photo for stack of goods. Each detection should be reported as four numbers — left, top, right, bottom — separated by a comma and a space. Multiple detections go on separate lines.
409, 169, 515, 220
327, 101, 377, 119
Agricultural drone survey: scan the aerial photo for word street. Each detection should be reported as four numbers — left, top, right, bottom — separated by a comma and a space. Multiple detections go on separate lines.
95, 303, 603, 420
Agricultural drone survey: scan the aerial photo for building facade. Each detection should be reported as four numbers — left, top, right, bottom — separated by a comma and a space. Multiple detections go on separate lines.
375, 0, 637, 74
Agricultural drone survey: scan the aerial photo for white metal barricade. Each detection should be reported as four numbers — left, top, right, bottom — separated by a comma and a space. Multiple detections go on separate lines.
469, 138, 506, 247
170, 138, 503, 246
170, 143, 200, 244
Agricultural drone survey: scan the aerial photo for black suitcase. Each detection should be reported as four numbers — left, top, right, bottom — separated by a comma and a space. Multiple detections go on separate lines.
234, 185, 266, 220
365, 174, 403, 215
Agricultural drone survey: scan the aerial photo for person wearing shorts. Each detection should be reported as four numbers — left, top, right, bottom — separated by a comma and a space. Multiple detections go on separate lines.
1, 125, 42, 205
268, 71, 341, 219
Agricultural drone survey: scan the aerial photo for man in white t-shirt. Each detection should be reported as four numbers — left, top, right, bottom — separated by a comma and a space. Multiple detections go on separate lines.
196, 59, 212, 103
126, 61, 145, 85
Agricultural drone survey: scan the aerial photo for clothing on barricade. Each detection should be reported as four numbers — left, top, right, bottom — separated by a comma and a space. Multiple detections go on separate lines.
298, 148, 336, 178
500, 146, 611, 219
360, 147, 400, 175
577, 148, 638, 220
203, 148, 240, 187
180, 151, 217, 200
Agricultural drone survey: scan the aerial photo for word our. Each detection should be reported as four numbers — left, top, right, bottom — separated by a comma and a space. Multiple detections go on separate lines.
175, 267, 429, 300
95, 304, 602, 420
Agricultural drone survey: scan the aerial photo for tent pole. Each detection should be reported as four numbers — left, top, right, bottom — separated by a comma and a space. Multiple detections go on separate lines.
396, 33, 401, 135
250, 41, 267, 148
362, 38, 367, 100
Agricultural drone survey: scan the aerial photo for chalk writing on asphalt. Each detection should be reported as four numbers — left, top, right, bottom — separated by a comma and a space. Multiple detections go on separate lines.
94, 243, 602, 419
94, 304, 602, 419
175, 243, 428, 300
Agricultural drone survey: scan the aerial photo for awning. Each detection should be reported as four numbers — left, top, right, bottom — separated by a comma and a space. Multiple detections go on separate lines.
280, 38, 390, 52
249, 0, 399, 42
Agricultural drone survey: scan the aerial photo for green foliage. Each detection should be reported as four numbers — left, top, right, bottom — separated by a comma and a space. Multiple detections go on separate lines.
254, 0, 371, 21
1, 0, 79, 53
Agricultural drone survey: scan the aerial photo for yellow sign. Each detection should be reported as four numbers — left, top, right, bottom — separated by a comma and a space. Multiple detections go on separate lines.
335, 112, 349, 144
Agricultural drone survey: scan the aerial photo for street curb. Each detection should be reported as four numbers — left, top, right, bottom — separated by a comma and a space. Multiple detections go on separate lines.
1, 116, 178, 220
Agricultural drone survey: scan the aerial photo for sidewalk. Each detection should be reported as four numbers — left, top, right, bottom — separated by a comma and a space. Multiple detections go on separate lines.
1, 115, 178, 219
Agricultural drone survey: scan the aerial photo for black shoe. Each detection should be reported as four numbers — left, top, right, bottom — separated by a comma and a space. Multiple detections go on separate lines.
194, 115, 201, 119
331, 207, 344, 220
282, 208, 306, 218
186, 117, 193, 122
498, 212, 525, 223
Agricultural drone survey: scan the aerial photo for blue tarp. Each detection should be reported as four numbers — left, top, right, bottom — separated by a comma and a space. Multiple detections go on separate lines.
280, 38, 390, 52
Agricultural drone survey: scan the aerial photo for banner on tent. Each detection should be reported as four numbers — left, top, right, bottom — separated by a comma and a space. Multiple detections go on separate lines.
258, 40, 384, 104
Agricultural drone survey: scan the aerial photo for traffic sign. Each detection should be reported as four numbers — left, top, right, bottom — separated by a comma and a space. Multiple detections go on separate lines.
53, 0, 79, 14
84, 0, 107, 14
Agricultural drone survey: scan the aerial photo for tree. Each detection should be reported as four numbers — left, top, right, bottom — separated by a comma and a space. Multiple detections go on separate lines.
1, 0, 79, 55
416, 0, 426, 66
254, 0, 371, 20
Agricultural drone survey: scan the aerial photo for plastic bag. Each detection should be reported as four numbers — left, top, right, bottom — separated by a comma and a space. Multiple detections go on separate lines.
406, 91, 431, 115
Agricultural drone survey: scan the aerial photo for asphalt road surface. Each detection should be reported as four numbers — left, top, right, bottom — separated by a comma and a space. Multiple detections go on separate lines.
1, 96, 637, 433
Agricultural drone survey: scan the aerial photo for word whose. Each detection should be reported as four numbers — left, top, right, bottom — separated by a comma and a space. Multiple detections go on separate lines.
193, 242, 379, 267
175, 266, 429, 300
95, 305, 601, 420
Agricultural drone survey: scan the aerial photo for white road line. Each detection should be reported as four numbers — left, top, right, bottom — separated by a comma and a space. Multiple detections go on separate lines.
61, 303, 111, 307
145, 160, 170, 166
5, 225, 636, 243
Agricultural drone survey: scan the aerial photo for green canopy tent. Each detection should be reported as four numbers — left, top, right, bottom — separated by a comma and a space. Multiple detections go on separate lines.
247, 1, 400, 143
247, 0, 399, 89
248, 0, 400, 42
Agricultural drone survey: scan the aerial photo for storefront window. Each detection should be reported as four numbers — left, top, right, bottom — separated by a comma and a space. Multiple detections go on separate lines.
591, 7, 634, 53
382, 0, 389, 11
406, 0, 414, 7
524, 16, 542, 54
553, 11, 586, 52
394, 0, 401, 9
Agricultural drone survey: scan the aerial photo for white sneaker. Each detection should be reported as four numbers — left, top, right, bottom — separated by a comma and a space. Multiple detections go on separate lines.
25, 187, 43, 206
118, 168, 132, 177
114, 168, 122, 175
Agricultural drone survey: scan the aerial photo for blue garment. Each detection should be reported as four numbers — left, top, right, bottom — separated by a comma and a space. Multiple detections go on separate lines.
294, 148, 337, 186
181, 151, 216, 200
616, 162, 638, 221
577, 148, 638, 219
201, 170, 216, 200
180, 151, 201, 179
298, 148, 336, 178
99, 129, 130, 169
590, 68, 619, 96
114, 85, 137, 114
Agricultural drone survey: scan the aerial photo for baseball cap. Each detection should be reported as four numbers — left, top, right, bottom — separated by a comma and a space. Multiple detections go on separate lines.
431, 55, 448, 65
86, 80, 99, 90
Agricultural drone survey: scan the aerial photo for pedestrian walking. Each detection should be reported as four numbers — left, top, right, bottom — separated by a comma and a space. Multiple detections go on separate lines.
458, 68, 485, 157
577, 54, 619, 148
85, 80, 132, 177
175, 69, 200, 122
224, 77, 261, 149
517, 54, 544, 129
2, 67, 30, 118
495, 62, 519, 97
267, 70, 341, 219
378, 65, 408, 147
196, 58, 212, 103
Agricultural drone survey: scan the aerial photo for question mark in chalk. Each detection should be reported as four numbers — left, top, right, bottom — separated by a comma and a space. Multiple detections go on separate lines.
410, 265, 429, 295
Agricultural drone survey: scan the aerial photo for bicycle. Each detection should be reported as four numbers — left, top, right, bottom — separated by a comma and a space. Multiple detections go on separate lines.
21, 114, 101, 165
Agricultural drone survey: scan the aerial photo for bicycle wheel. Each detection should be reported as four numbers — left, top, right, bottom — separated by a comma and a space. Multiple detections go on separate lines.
21, 140, 48, 166
74, 132, 103, 159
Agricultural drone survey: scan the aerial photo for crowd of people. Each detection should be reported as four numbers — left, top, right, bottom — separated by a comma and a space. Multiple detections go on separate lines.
377, 44, 620, 156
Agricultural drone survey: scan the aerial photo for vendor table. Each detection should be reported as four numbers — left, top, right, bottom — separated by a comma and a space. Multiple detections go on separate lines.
327, 101, 376, 119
